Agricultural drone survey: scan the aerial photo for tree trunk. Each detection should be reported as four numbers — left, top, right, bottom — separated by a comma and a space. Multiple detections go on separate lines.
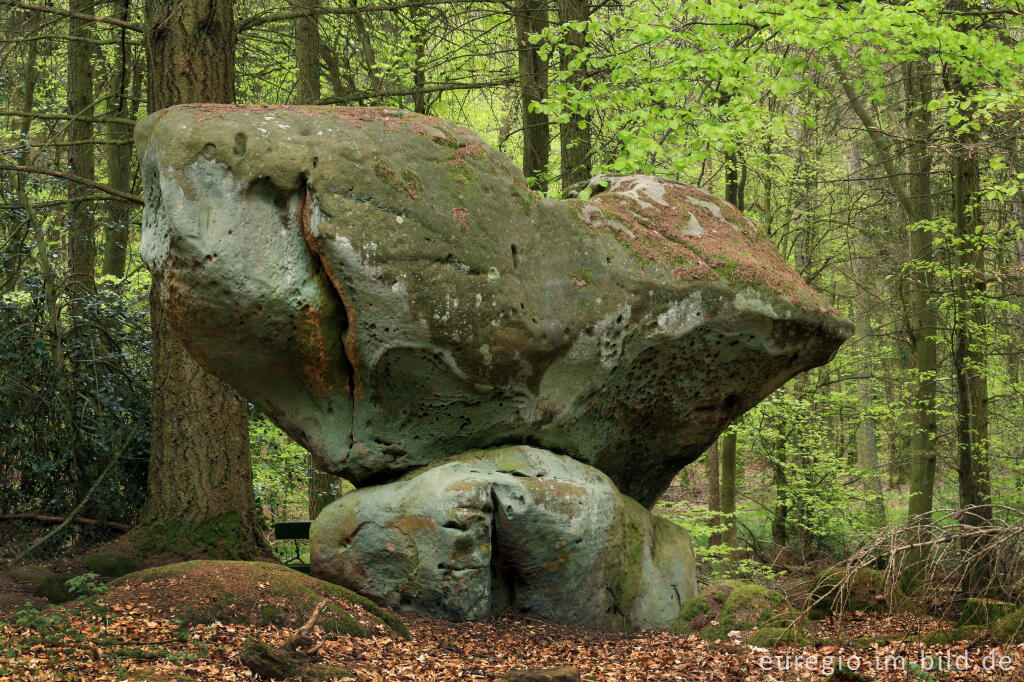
847, 146, 886, 526
67, 0, 96, 304
902, 60, 939, 524
942, 44, 991, 528
706, 443, 721, 546
720, 151, 743, 552
139, 0, 261, 558
719, 429, 738, 550
950, 124, 991, 520
771, 453, 787, 548
514, 0, 550, 191
293, 0, 320, 104
102, 0, 133, 279
557, 0, 590, 190
946, 77, 992, 593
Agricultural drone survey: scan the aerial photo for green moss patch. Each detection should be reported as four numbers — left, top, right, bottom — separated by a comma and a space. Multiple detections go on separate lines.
6, 564, 56, 587
83, 550, 138, 577
992, 606, 1024, 643
957, 598, 1016, 627
809, 567, 895, 618
920, 626, 983, 645
700, 583, 795, 641
745, 626, 807, 647
130, 512, 257, 560
108, 560, 408, 639
670, 579, 744, 635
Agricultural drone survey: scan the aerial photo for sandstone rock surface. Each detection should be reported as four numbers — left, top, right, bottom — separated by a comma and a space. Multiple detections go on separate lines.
137, 104, 851, 507
310, 446, 695, 630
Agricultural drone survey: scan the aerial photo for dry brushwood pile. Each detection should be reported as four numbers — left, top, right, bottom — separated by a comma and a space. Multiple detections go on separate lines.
2, 560, 1024, 681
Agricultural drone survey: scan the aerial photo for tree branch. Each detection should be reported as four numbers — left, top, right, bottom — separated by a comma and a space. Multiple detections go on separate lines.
7, 433, 136, 566
831, 59, 917, 219
1, 163, 143, 204
0, 513, 131, 531
321, 77, 517, 103
238, 0, 505, 32
0, 0, 143, 31
0, 110, 136, 126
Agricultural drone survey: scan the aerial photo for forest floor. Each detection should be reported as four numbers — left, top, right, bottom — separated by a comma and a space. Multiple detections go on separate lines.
1, 560, 1023, 681
2, 480, 1022, 680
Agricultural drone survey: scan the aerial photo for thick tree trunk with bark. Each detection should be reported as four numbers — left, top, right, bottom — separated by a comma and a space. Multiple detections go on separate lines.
950, 131, 991, 519
514, 0, 550, 191
139, 0, 261, 557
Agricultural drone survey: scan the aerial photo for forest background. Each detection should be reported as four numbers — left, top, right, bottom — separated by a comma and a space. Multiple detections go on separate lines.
2, 0, 1024, 593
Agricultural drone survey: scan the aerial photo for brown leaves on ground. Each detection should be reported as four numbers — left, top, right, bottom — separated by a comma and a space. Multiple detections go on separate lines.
2, 557, 1024, 679
2, 562, 1023, 680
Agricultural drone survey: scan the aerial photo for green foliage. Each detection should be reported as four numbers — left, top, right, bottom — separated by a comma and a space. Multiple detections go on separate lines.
738, 391, 881, 555
65, 571, 108, 597
250, 412, 312, 524
0, 275, 151, 554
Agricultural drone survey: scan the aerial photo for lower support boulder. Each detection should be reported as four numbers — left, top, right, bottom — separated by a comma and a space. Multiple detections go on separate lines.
310, 446, 696, 631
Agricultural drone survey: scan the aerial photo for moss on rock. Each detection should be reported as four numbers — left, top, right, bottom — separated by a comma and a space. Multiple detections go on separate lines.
110, 560, 408, 639
6, 564, 56, 587
992, 606, 1024, 643
83, 550, 138, 577
33, 574, 74, 603
700, 584, 793, 641
809, 567, 893, 617
746, 626, 807, 647
670, 579, 744, 635
920, 626, 983, 645
956, 598, 1016, 627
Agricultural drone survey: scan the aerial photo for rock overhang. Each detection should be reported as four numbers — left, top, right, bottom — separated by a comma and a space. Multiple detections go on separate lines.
138, 104, 853, 507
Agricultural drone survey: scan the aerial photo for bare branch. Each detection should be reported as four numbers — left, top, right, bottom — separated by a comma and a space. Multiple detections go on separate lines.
0, 0, 143, 31
1, 163, 143, 204
239, 0, 505, 32
322, 77, 516, 103
0, 110, 136, 126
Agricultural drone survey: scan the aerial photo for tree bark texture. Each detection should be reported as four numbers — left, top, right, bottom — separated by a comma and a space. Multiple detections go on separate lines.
140, 0, 259, 556
293, 0, 320, 104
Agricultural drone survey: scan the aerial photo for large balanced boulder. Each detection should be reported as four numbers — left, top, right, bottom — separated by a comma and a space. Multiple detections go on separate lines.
310, 445, 695, 630
137, 105, 852, 506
